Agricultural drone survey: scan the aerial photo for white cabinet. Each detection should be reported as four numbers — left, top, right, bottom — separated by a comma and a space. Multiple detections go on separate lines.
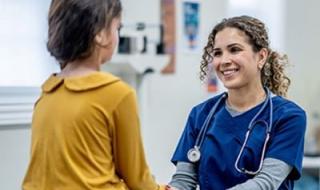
0, 87, 40, 126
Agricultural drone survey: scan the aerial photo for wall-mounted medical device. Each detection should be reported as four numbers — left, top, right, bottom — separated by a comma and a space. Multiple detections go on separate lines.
118, 22, 165, 55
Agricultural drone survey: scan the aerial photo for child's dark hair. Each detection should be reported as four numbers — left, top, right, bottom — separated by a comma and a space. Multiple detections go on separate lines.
47, 0, 122, 69
200, 15, 290, 97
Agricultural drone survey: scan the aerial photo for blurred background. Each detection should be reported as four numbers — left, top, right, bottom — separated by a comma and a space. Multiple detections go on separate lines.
0, 0, 319, 189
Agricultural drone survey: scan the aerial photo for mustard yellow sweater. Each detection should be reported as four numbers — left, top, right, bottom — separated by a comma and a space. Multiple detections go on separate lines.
22, 72, 162, 190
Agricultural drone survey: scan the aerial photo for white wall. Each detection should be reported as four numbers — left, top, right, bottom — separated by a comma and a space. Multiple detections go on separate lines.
0, 0, 59, 86
227, 0, 286, 51
285, 0, 320, 137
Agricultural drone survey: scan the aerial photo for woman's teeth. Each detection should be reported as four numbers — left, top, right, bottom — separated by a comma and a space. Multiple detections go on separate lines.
222, 69, 238, 75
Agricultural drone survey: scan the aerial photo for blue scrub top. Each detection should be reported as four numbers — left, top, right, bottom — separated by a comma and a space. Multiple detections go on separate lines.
171, 93, 306, 190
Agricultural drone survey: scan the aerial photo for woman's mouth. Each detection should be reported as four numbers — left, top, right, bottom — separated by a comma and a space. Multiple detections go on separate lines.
221, 68, 239, 77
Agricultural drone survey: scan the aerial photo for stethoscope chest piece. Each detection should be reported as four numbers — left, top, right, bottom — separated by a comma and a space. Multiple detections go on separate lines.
187, 146, 201, 163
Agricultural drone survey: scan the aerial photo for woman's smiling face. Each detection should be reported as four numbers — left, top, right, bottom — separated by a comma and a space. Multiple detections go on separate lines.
212, 27, 265, 90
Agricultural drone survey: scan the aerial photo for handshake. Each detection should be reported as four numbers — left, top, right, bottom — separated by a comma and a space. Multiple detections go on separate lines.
163, 185, 180, 190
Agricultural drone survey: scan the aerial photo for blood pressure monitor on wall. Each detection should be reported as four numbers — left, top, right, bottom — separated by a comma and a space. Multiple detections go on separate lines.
118, 22, 164, 55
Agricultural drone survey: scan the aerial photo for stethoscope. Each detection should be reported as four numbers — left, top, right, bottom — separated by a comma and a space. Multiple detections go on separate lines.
187, 88, 273, 175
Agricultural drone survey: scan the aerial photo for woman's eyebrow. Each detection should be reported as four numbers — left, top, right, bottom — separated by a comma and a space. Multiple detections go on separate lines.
213, 47, 221, 51
227, 43, 243, 48
213, 43, 243, 51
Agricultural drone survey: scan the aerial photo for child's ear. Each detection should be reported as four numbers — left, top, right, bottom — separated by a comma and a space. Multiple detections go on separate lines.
95, 33, 103, 45
95, 29, 109, 47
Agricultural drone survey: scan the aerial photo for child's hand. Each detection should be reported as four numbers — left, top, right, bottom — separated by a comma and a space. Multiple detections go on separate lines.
158, 184, 168, 190
165, 185, 180, 190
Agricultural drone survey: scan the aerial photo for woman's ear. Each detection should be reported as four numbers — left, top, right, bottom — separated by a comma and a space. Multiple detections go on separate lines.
258, 48, 268, 69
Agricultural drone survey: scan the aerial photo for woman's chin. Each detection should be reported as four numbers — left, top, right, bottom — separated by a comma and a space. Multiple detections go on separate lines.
223, 82, 241, 90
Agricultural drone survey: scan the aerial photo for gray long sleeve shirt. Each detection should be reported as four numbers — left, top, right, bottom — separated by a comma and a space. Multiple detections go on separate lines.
169, 158, 292, 190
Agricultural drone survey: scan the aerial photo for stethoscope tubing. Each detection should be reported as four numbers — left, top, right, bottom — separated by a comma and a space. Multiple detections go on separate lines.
195, 93, 226, 149
234, 90, 273, 174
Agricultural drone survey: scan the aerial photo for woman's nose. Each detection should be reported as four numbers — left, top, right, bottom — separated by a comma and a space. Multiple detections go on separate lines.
221, 52, 231, 64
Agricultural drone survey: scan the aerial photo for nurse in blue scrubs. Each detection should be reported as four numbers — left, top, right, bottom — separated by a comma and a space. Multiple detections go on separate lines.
166, 16, 306, 190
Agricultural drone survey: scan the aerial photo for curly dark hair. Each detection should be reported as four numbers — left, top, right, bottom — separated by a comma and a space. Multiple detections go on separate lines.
47, 0, 122, 69
200, 15, 290, 97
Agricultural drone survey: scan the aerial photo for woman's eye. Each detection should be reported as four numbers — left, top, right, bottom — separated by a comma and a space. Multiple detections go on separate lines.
230, 47, 241, 53
213, 51, 222, 57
